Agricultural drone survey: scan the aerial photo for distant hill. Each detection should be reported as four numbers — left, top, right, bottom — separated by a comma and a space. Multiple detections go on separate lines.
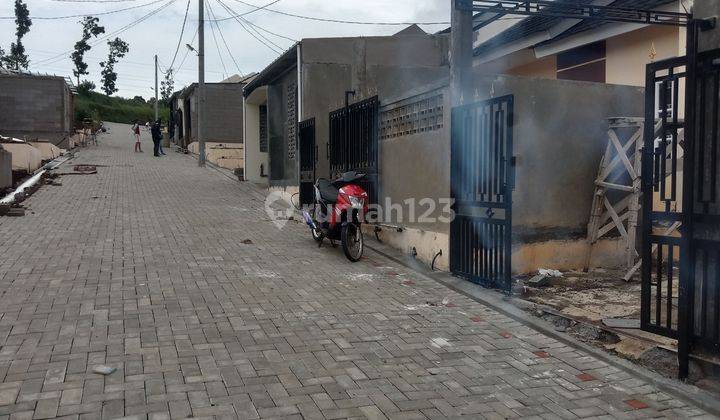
75, 90, 170, 125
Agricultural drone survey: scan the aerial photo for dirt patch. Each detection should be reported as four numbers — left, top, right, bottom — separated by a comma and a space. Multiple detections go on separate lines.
520, 268, 641, 322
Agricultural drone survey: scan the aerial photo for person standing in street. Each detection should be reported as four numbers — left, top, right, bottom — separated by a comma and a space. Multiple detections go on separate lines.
151, 119, 162, 157
131, 121, 143, 152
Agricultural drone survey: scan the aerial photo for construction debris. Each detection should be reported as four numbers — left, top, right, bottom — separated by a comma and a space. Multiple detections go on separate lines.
92, 365, 116, 376
602, 318, 641, 329
73, 165, 97, 174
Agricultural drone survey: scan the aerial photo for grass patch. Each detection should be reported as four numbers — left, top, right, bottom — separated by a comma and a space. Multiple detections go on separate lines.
75, 91, 170, 125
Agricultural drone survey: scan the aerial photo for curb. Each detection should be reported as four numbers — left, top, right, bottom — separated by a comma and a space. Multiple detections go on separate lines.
365, 241, 720, 417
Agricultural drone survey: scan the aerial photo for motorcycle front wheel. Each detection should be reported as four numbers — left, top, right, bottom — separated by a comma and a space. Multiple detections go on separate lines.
311, 227, 323, 242
341, 222, 363, 262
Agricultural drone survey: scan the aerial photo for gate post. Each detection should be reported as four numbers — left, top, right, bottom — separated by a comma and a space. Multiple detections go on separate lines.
678, 18, 699, 380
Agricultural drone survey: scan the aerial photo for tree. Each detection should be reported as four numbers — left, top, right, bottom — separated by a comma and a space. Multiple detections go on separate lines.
99, 38, 129, 96
0, 46, 5, 69
71, 16, 105, 85
160, 69, 175, 105
77, 80, 96, 95
132, 95, 146, 104
2, 0, 32, 70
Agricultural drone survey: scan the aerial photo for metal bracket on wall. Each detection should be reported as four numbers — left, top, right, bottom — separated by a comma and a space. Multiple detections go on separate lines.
454, 0, 473, 11
699, 17, 717, 31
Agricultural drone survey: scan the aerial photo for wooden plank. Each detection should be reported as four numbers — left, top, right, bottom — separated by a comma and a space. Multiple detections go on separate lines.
596, 180, 635, 192
599, 127, 642, 181
608, 129, 638, 180
604, 196, 629, 241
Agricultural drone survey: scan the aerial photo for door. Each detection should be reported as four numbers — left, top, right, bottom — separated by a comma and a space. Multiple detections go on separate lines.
449, 95, 514, 292
298, 118, 316, 207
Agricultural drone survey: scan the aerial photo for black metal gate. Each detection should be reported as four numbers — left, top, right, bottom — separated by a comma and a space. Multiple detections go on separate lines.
641, 55, 686, 340
450, 95, 514, 291
642, 24, 720, 377
298, 118, 316, 207
328, 96, 379, 204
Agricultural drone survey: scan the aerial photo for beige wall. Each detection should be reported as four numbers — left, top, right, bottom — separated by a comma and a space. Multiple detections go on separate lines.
606, 25, 681, 86
498, 25, 684, 87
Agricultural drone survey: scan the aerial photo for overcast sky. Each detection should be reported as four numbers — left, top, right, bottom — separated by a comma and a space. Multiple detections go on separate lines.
0, 0, 449, 99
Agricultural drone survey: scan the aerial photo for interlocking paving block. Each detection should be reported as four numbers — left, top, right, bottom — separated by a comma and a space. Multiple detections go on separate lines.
0, 122, 710, 419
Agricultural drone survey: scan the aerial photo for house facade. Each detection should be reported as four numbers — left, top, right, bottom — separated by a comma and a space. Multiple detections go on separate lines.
241, 2, 695, 275
242, 26, 450, 187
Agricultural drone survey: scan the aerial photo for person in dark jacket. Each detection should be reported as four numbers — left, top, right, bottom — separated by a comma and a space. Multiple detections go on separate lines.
151, 119, 163, 157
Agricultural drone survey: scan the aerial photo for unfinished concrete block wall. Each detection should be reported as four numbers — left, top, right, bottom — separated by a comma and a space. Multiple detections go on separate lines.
203, 84, 244, 143
0, 147, 11, 191
185, 83, 244, 145
0, 75, 72, 144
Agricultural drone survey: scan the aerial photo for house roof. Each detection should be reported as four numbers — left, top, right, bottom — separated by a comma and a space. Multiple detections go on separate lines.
243, 44, 298, 98
221, 72, 259, 84
473, 0, 677, 57
393, 24, 427, 37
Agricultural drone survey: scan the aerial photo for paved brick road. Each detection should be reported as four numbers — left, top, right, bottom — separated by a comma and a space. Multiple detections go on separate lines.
0, 123, 713, 419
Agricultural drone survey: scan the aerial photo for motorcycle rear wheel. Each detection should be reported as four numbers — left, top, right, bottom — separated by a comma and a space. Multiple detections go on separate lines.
341, 223, 363, 262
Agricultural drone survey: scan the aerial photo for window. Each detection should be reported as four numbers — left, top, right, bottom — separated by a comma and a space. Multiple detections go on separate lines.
259, 105, 268, 153
557, 41, 606, 83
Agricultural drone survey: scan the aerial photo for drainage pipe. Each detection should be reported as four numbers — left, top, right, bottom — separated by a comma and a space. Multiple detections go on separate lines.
0, 170, 45, 205
0, 155, 70, 205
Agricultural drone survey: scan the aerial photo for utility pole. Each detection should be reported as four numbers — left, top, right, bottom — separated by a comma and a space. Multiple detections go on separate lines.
197, 0, 206, 166
154, 54, 159, 121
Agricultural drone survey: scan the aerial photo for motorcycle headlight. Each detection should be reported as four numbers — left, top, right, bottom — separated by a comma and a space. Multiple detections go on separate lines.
348, 195, 365, 208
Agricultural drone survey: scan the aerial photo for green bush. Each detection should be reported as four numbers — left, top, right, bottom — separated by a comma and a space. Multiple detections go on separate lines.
75, 91, 170, 126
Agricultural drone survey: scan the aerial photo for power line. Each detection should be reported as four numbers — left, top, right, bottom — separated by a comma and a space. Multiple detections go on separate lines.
0, 0, 168, 20
215, 0, 281, 53
238, 12, 284, 51
28, 47, 225, 75
175, 28, 197, 72
205, 0, 229, 78
167, 0, 192, 71
240, 15, 296, 42
226, 0, 450, 26
46, 0, 140, 3
207, 0, 279, 22
207, 0, 244, 76
214, 0, 296, 42
34, 0, 176, 66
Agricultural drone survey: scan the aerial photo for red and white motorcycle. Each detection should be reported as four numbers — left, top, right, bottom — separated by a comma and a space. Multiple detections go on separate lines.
302, 171, 369, 261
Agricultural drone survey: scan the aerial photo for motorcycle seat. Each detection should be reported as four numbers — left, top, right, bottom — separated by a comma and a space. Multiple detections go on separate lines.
316, 178, 339, 203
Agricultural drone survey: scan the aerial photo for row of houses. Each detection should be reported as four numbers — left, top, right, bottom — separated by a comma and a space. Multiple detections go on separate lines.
169, 0, 693, 275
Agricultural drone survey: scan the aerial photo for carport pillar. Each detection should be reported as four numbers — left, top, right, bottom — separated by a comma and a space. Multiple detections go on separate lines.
450, 0, 474, 107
